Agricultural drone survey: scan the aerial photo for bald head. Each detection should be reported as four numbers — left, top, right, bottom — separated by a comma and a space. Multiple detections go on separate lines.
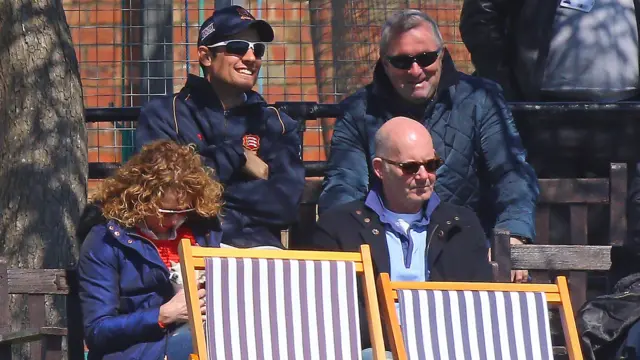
375, 116, 434, 158
372, 116, 437, 213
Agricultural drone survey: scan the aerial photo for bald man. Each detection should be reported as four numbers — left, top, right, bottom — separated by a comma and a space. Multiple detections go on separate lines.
309, 117, 493, 353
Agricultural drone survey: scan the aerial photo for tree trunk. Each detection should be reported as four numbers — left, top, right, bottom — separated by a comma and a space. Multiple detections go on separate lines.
0, 0, 87, 356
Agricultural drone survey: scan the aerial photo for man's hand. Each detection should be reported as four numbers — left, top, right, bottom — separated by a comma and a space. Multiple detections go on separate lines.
510, 237, 529, 283
159, 288, 206, 324
243, 149, 269, 180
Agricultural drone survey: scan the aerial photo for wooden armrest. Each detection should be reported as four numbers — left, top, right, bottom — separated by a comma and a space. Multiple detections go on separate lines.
0, 327, 67, 344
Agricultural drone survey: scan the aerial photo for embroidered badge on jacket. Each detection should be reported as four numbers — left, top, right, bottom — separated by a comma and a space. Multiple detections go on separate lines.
243, 134, 260, 151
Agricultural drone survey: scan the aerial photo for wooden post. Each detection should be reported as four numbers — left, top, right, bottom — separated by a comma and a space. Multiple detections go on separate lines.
492, 229, 512, 283
609, 163, 628, 246
0, 260, 10, 359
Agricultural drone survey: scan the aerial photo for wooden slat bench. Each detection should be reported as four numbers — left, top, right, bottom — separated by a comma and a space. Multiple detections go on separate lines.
535, 163, 627, 310
0, 261, 84, 360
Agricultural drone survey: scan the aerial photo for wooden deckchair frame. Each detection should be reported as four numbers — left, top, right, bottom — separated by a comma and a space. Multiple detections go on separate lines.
178, 239, 386, 360
377, 273, 583, 360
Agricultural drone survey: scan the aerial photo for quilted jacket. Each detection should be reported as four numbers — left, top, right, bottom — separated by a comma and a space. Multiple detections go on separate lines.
318, 51, 539, 240
76, 204, 222, 360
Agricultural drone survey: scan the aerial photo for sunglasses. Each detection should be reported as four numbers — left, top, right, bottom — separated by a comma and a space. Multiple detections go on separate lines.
386, 50, 441, 70
208, 40, 266, 58
158, 208, 195, 215
380, 156, 443, 175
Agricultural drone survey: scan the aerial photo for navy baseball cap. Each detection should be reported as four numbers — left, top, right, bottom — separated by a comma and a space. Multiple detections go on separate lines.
197, 5, 275, 47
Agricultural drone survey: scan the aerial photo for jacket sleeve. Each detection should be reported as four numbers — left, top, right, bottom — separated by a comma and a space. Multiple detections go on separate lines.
78, 228, 164, 353
224, 116, 305, 227
135, 99, 246, 184
459, 0, 518, 99
477, 84, 539, 241
318, 111, 370, 214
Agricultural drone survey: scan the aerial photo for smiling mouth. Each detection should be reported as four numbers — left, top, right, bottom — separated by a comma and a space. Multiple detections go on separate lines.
237, 69, 254, 75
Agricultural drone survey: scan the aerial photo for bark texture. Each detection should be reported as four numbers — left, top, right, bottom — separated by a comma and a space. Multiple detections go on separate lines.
0, 0, 87, 356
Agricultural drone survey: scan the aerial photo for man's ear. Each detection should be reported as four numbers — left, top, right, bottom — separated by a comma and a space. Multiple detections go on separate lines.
198, 46, 213, 67
372, 157, 384, 180
381, 58, 391, 75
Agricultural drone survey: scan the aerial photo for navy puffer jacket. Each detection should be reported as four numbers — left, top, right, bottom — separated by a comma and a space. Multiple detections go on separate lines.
77, 204, 222, 360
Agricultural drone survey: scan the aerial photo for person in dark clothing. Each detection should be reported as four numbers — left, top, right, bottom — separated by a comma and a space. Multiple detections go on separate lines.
460, 0, 640, 102
135, 5, 305, 248
309, 117, 493, 356
579, 245, 640, 360
78, 140, 224, 360
460, 0, 640, 247
318, 9, 538, 282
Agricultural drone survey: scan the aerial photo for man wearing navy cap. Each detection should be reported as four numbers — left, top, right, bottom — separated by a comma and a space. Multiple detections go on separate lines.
135, 5, 305, 249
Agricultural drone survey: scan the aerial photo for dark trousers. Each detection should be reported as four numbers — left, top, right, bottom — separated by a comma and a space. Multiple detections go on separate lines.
164, 324, 194, 360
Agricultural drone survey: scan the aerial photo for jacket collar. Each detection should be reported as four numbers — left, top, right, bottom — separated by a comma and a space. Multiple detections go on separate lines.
182, 74, 266, 110
104, 220, 166, 271
352, 193, 463, 276
104, 219, 219, 271
349, 205, 390, 276
364, 187, 440, 229
370, 48, 461, 119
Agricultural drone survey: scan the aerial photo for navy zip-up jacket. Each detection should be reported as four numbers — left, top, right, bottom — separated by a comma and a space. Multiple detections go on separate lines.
76, 203, 222, 360
135, 75, 305, 248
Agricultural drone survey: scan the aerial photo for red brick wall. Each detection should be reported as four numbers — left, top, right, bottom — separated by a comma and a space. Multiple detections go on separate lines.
65, 0, 470, 167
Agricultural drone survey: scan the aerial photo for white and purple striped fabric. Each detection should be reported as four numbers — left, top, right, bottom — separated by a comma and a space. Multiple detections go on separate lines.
204, 257, 363, 360
397, 290, 553, 360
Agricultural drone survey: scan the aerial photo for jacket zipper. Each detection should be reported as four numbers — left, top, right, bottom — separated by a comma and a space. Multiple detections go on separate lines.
125, 231, 172, 359
426, 224, 439, 279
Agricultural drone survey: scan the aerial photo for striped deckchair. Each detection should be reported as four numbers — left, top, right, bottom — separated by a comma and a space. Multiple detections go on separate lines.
378, 274, 583, 360
178, 239, 386, 360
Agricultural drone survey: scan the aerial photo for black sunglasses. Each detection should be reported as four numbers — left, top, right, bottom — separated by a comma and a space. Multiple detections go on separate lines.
380, 156, 443, 175
386, 50, 441, 70
209, 40, 266, 58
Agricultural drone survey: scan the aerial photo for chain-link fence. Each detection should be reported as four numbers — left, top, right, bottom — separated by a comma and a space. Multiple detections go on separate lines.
63, 0, 471, 169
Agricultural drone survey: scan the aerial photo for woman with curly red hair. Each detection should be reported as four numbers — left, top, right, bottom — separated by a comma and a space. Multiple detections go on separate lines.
77, 140, 224, 360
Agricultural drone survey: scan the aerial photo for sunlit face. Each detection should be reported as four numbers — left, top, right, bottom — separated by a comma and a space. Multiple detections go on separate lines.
144, 190, 194, 238
382, 23, 443, 104
373, 132, 438, 213
198, 28, 263, 92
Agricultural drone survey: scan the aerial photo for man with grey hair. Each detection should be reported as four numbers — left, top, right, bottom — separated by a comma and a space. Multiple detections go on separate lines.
318, 9, 539, 282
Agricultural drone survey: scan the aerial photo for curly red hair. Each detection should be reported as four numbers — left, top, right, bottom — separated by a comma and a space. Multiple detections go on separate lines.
93, 140, 224, 227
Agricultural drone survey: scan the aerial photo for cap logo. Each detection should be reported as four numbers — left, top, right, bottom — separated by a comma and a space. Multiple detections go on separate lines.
242, 134, 260, 151
237, 7, 255, 21
200, 22, 215, 40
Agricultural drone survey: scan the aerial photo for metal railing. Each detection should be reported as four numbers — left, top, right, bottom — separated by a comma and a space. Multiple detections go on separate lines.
85, 101, 640, 179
